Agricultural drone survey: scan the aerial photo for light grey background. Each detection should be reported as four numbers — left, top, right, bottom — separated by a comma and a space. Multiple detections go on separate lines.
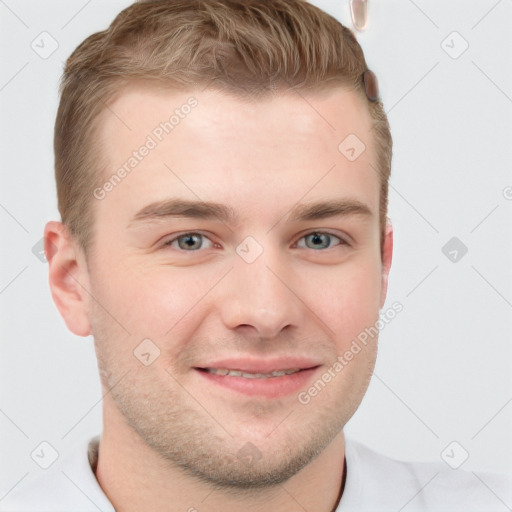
1, 0, 511, 498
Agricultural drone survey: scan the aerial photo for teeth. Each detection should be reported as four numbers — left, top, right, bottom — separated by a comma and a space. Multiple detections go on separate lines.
206, 368, 301, 378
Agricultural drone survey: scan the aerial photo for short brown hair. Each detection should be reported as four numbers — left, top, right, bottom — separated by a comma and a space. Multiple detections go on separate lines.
55, 0, 392, 254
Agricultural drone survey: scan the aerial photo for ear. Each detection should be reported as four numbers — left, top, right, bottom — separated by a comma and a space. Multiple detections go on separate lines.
44, 221, 91, 337
380, 219, 393, 308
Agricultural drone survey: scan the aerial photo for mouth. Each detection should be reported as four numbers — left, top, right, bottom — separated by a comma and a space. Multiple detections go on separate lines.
194, 362, 321, 398
200, 367, 302, 378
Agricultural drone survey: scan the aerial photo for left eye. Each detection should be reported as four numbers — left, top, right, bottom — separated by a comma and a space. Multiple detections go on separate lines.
296, 232, 345, 250
164, 233, 213, 251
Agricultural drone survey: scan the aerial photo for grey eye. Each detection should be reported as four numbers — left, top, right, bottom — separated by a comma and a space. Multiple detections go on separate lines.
165, 233, 213, 251
177, 234, 203, 250
298, 232, 342, 250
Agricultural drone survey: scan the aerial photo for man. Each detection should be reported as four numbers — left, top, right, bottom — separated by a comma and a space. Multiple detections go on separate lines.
2, 0, 510, 510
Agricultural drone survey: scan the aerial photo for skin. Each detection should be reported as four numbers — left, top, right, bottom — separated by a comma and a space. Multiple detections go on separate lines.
45, 84, 393, 512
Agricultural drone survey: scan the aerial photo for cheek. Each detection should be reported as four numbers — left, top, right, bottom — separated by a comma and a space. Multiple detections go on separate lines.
92, 261, 217, 337
302, 256, 382, 345
88, 242, 382, 343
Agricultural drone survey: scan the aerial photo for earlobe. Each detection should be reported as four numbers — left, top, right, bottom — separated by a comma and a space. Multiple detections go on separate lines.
44, 221, 92, 337
380, 219, 393, 308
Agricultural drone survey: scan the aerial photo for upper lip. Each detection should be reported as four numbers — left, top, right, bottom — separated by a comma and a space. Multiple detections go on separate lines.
196, 357, 322, 373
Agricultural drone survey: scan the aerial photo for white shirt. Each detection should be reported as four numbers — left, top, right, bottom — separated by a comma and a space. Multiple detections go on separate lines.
1, 435, 510, 511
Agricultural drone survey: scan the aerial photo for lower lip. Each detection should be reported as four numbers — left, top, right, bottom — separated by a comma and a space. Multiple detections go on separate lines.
194, 367, 320, 398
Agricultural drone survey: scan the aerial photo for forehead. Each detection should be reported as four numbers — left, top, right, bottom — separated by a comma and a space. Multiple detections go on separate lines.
93, 83, 378, 225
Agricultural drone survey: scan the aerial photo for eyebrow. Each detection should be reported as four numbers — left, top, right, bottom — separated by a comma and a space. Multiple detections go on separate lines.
288, 199, 373, 222
128, 199, 237, 226
127, 198, 373, 227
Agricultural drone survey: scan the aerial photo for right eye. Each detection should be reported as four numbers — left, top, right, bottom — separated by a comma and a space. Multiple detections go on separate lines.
163, 232, 215, 251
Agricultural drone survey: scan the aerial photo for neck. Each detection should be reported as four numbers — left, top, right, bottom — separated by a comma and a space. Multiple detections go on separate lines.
95, 404, 346, 512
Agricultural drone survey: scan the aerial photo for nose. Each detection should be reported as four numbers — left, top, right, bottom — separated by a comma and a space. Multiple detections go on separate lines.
218, 248, 304, 340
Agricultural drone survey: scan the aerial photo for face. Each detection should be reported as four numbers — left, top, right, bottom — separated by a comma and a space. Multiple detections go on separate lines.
60, 84, 392, 488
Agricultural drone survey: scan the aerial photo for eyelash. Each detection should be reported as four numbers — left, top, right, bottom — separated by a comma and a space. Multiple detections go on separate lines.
162, 231, 348, 252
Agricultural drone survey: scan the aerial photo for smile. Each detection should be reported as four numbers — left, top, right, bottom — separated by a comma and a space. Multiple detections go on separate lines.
204, 368, 301, 378
195, 366, 320, 398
